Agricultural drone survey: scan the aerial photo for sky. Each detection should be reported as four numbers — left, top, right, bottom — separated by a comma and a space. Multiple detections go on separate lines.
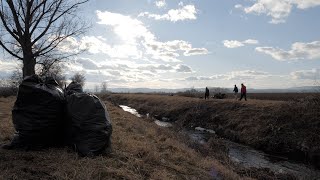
1, 0, 320, 90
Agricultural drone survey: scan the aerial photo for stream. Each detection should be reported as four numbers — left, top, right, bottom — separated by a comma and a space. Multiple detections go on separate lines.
188, 130, 320, 179
119, 105, 173, 127
119, 105, 320, 179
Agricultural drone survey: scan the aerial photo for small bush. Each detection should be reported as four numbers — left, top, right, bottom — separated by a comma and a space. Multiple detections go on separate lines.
177, 88, 203, 98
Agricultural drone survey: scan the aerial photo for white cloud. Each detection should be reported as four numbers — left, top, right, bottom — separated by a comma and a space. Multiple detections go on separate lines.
291, 69, 320, 80
184, 70, 269, 81
256, 41, 320, 61
184, 48, 209, 56
57, 36, 110, 55
97, 11, 155, 44
55, 11, 210, 89
223, 39, 259, 48
58, 35, 143, 59
80, 36, 110, 54
75, 58, 99, 70
155, 0, 166, 8
184, 75, 227, 81
235, 4, 243, 9
176, 64, 193, 73
138, 64, 193, 73
61, 56, 318, 89
226, 70, 269, 80
243, 39, 259, 44
292, 0, 320, 9
0, 59, 19, 78
146, 40, 209, 61
223, 40, 244, 48
56, 37, 82, 53
138, 5, 197, 22
237, 0, 320, 24
64, 56, 195, 88
95, 11, 207, 63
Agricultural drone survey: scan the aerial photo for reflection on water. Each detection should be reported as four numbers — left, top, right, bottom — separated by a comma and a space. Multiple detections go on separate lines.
119, 105, 142, 117
154, 120, 173, 127
189, 131, 320, 179
195, 127, 215, 134
227, 141, 320, 179
119, 105, 173, 127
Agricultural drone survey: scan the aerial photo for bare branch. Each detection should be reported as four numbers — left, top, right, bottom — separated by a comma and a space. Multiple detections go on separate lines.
6, 0, 23, 37
0, 6, 19, 41
0, 40, 22, 59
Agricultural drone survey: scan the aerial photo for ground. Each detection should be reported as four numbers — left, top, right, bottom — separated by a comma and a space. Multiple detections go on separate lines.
107, 93, 320, 172
0, 96, 248, 180
1, 93, 317, 179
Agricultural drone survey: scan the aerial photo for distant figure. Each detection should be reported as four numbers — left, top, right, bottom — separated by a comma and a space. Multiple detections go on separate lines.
205, 87, 209, 100
239, 83, 247, 101
233, 85, 238, 99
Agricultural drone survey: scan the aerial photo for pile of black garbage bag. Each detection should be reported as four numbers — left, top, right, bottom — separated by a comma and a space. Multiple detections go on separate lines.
4, 75, 112, 157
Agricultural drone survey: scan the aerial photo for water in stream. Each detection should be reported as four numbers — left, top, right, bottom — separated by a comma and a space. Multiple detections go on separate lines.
119, 105, 142, 117
120, 105, 173, 127
189, 130, 320, 179
119, 105, 320, 179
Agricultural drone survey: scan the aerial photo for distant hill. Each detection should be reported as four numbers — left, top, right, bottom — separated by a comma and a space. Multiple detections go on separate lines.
247, 86, 320, 93
104, 86, 320, 93
108, 88, 189, 93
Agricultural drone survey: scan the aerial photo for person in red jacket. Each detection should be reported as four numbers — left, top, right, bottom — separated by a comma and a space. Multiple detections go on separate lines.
239, 83, 247, 101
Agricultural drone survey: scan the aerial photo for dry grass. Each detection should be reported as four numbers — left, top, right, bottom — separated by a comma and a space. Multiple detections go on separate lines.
108, 93, 320, 168
0, 96, 250, 180
235, 93, 320, 101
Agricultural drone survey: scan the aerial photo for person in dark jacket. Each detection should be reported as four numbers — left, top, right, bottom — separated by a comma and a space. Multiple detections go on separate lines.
205, 87, 209, 100
233, 85, 238, 99
239, 83, 247, 101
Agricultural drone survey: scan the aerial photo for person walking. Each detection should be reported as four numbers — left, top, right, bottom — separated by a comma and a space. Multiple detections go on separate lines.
239, 83, 247, 101
205, 87, 209, 100
233, 85, 238, 99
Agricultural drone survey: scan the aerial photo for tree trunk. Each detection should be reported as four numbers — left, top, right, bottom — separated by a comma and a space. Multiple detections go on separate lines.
22, 51, 36, 78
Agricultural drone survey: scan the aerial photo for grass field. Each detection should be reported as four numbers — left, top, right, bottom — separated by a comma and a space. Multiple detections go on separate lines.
0, 96, 255, 180
176, 90, 320, 101
231, 93, 320, 101
108, 93, 320, 170
1, 93, 317, 179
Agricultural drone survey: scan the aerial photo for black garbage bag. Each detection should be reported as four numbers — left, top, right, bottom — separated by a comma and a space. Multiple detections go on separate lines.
9, 75, 65, 149
66, 83, 112, 156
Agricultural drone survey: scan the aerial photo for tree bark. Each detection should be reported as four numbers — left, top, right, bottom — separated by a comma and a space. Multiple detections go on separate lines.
22, 49, 36, 77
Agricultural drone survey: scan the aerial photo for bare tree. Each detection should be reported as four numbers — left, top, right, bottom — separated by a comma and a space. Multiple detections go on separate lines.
38, 63, 66, 87
94, 84, 99, 93
0, 78, 16, 97
0, 0, 89, 78
71, 72, 85, 87
7, 62, 66, 89
100, 81, 107, 93
10, 64, 23, 88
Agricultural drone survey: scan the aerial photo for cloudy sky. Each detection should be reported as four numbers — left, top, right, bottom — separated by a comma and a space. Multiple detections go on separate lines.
1, 0, 320, 89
